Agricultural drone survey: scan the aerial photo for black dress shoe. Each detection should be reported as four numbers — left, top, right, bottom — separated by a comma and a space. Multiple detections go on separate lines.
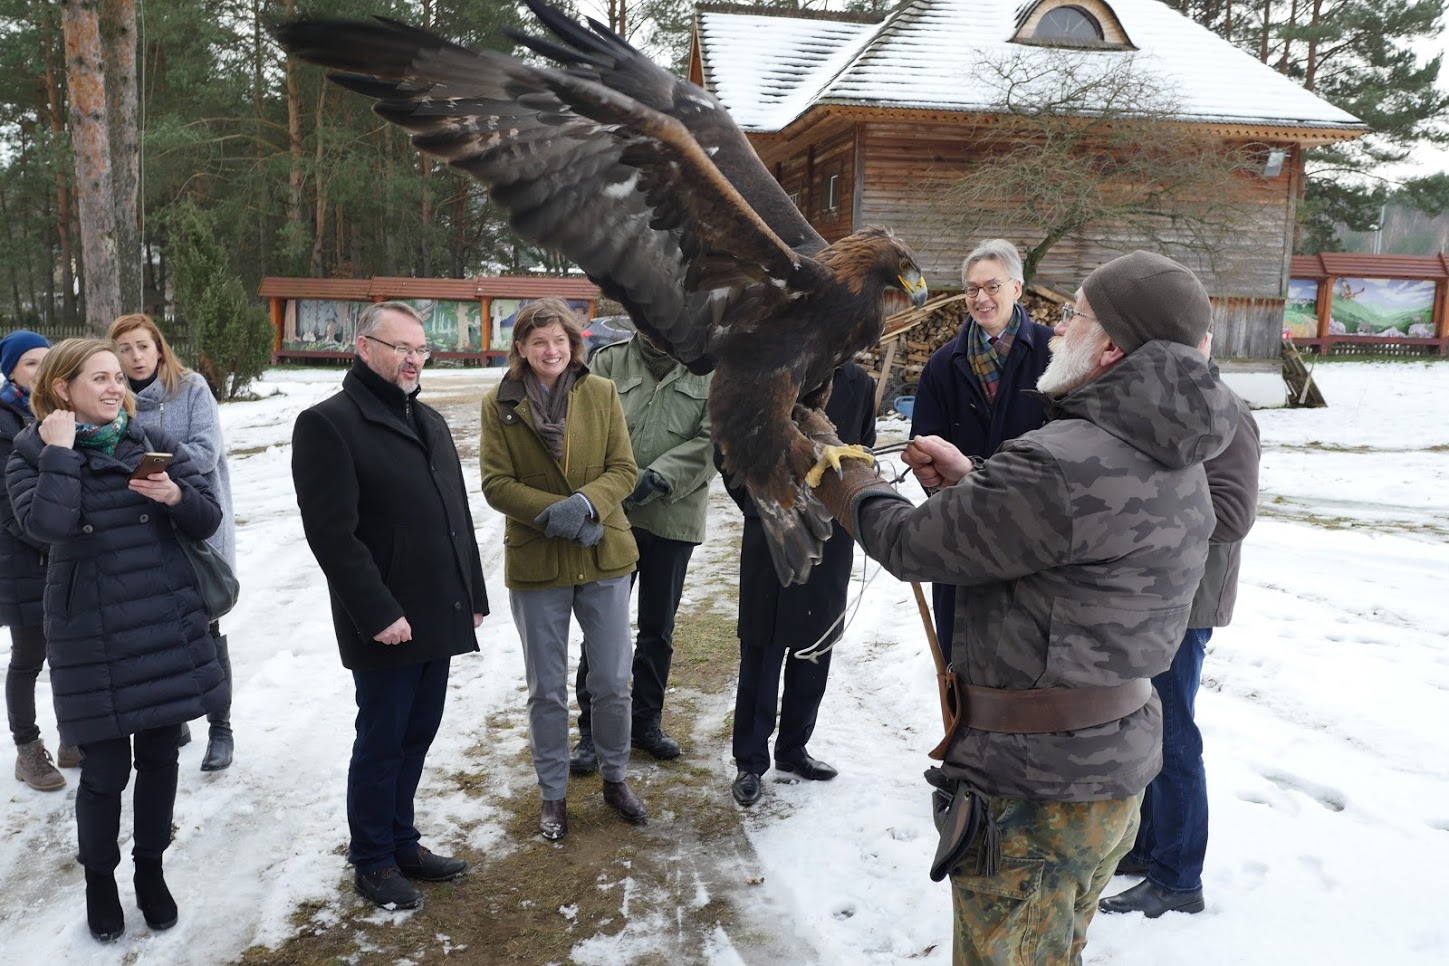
632, 724, 681, 760
774, 753, 837, 781
1114, 853, 1149, 876
570, 734, 598, 775
397, 846, 467, 881
540, 799, 568, 840
354, 866, 423, 910
731, 771, 762, 806
1098, 879, 1205, 917
602, 780, 648, 824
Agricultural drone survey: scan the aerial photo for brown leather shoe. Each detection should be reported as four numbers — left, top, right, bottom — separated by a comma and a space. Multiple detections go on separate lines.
540, 799, 567, 840
602, 780, 648, 825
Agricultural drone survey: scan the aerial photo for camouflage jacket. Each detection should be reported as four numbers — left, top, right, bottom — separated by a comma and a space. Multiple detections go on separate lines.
854, 340, 1236, 801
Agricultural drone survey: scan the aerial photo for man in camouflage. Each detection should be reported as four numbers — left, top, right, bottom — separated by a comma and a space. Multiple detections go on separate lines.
805, 250, 1237, 963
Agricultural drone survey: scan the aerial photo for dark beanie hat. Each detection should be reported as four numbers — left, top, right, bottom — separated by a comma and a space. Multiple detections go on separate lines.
0, 330, 50, 381
1081, 251, 1211, 354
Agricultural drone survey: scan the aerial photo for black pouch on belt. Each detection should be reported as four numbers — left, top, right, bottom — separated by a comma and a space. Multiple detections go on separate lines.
926, 766, 982, 882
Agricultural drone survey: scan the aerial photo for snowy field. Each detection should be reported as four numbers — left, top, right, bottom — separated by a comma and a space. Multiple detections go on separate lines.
0, 359, 1446, 964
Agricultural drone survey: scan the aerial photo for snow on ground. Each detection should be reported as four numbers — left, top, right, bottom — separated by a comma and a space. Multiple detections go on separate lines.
0, 360, 1446, 964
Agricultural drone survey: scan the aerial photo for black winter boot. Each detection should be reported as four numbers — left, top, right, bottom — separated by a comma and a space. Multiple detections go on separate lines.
85, 869, 125, 942
133, 857, 178, 930
201, 635, 234, 772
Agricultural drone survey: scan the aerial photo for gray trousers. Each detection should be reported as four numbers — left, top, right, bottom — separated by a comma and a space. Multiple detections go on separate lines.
510, 575, 633, 800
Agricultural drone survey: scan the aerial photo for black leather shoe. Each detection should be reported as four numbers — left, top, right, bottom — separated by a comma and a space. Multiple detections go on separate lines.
774, 753, 837, 781
200, 723, 233, 772
569, 735, 598, 775
540, 799, 567, 840
354, 866, 423, 910
397, 846, 467, 881
731, 771, 762, 806
632, 723, 681, 760
1098, 879, 1205, 917
1114, 853, 1149, 876
602, 780, 648, 824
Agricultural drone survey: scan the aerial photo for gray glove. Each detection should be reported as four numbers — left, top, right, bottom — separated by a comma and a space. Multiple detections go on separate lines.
573, 518, 605, 547
624, 468, 670, 508
533, 493, 594, 541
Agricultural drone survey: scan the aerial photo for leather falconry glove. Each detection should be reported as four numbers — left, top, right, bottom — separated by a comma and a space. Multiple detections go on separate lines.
794, 407, 899, 540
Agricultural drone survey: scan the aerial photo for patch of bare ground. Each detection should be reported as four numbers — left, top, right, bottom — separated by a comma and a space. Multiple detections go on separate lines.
237, 483, 817, 964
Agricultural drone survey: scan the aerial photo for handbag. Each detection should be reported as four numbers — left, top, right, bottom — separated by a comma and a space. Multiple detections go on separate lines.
177, 532, 240, 620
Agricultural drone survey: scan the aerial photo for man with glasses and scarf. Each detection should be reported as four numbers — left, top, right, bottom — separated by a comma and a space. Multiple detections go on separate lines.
293, 301, 488, 911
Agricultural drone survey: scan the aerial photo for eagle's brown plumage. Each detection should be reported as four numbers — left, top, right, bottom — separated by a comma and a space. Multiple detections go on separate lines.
276, 0, 928, 585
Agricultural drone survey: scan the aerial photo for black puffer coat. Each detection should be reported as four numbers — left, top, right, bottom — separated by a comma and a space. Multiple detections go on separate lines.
0, 400, 45, 627
6, 420, 227, 745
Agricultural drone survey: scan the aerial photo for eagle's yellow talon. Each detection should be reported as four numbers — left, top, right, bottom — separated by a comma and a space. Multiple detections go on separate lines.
805, 444, 874, 487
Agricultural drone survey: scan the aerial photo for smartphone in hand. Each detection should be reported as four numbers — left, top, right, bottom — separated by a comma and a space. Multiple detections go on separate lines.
129, 452, 174, 482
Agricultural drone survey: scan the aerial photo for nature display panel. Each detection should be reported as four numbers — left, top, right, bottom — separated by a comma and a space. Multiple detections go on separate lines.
1327, 277, 1436, 337
282, 299, 363, 351
1284, 279, 1319, 338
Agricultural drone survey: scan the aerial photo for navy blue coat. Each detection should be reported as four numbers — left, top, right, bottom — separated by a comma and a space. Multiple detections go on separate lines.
6, 420, 227, 745
0, 400, 45, 627
909, 304, 1054, 648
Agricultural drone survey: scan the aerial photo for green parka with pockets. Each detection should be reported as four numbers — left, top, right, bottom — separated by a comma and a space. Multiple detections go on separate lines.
589, 338, 715, 545
480, 368, 639, 590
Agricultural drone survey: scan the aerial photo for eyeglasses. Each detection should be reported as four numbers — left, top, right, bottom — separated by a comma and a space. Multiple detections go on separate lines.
364, 335, 430, 360
1060, 304, 1098, 325
965, 279, 1005, 298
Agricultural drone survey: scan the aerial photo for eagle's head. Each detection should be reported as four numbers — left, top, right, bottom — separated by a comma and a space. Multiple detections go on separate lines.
827, 226, 929, 309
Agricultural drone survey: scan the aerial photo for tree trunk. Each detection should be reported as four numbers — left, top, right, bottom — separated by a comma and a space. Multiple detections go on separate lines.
100, 0, 141, 315
309, 85, 327, 277
1259, 0, 1271, 63
252, 0, 269, 276
419, 155, 433, 276
1304, 0, 1323, 92
284, 0, 306, 239
62, 0, 121, 331
43, 7, 78, 326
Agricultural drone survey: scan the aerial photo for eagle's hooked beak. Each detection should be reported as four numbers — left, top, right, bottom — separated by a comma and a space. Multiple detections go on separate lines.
899, 266, 928, 308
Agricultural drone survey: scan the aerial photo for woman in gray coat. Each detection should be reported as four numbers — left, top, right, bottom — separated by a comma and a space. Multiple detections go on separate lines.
109, 315, 237, 771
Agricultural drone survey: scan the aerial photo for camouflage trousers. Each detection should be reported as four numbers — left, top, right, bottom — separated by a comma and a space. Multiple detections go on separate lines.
949, 793, 1141, 966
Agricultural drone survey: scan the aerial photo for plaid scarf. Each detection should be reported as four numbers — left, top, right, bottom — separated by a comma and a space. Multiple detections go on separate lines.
0, 380, 30, 415
964, 308, 1022, 406
75, 410, 129, 457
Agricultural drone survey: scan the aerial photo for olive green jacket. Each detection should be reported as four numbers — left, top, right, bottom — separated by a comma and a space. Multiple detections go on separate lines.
590, 338, 715, 544
480, 370, 638, 590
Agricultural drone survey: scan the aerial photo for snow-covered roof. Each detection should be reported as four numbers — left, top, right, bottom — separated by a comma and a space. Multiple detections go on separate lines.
697, 0, 1363, 135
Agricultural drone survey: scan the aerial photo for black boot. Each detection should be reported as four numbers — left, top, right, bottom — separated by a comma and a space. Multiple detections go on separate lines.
133, 857, 179, 930
201, 635, 233, 772
569, 733, 598, 775
85, 869, 125, 942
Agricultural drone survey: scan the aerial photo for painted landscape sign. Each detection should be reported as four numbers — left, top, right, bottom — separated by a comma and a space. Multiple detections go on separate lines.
1328, 277, 1436, 338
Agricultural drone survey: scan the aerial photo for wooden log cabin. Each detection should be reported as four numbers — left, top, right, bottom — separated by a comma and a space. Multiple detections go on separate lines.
689, 0, 1365, 361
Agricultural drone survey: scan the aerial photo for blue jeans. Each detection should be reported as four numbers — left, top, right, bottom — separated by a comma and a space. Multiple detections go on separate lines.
1128, 627, 1210, 893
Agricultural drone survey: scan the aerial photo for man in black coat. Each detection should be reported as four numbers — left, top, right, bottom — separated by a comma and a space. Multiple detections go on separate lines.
292, 302, 488, 911
720, 363, 876, 806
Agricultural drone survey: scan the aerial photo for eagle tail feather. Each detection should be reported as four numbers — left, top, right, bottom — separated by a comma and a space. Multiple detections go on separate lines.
753, 483, 834, 587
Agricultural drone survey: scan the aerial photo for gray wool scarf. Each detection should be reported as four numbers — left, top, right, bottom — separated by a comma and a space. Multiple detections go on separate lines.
523, 366, 578, 461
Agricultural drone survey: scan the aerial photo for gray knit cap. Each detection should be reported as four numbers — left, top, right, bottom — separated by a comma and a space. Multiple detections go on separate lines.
1081, 251, 1211, 354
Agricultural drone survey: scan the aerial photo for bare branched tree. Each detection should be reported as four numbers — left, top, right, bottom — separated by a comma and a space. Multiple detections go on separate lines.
914, 49, 1262, 286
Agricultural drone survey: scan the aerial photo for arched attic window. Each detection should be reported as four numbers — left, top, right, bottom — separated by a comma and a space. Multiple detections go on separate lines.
1014, 0, 1134, 49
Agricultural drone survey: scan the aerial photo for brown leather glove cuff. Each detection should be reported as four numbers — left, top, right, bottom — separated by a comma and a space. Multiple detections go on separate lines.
815, 460, 907, 540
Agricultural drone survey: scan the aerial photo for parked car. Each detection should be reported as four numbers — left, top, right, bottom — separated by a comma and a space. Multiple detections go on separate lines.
583, 314, 637, 357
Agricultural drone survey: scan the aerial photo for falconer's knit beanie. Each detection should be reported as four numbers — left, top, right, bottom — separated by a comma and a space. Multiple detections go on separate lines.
0, 330, 49, 381
1080, 251, 1211, 354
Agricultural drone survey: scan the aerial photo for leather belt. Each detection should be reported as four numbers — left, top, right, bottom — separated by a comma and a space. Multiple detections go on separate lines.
961, 678, 1152, 734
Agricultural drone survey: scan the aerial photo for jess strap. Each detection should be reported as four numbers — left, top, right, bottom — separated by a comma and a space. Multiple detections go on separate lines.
960, 678, 1152, 734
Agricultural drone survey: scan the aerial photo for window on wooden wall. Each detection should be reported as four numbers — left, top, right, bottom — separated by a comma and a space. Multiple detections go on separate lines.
1013, 0, 1133, 48
823, 174, 840, 213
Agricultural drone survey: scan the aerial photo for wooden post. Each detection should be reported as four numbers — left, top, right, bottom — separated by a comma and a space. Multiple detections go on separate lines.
875, 338, 898, 413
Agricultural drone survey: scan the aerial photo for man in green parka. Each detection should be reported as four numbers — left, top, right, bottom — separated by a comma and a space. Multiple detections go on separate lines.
571, 332, 715, 771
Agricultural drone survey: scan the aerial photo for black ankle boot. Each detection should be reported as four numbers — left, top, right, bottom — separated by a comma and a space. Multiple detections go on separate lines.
85, 869, 124, 942
133, 857, 178, 930
201, 722, 233, 772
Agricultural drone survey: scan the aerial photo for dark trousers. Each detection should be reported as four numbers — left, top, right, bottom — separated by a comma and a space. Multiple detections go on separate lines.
576, 529, 695, 732
6, 623, 46, 746
348, 657, 450, 874
76, 724, 182, 872
732, 636, 833, 775
1128, 626, 1211, 893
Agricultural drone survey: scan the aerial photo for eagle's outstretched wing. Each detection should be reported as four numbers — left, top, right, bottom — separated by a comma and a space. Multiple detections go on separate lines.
276, 15, 820, 371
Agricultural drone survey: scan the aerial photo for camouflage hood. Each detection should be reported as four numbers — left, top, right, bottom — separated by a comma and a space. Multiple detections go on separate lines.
1044, 340, 1235, 470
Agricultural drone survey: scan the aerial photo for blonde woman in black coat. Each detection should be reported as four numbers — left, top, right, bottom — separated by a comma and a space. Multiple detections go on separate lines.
6, 339, 226, 943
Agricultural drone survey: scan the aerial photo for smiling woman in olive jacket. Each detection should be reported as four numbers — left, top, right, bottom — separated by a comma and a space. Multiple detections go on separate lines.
480, 298, 643, 843
6, 339, 225, 944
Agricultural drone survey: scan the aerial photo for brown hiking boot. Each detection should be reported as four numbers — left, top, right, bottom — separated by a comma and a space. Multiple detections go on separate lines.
57, 743, 82, 768
15, 739, 65, 791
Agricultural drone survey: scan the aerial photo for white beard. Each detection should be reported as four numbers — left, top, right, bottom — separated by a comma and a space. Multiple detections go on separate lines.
1036, 331, 1103, 397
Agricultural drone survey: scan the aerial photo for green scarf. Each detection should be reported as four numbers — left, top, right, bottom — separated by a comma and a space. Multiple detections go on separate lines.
74, 410, 129, 457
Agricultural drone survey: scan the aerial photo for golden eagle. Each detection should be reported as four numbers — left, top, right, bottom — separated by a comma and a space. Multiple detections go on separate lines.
276, 0, 928, 585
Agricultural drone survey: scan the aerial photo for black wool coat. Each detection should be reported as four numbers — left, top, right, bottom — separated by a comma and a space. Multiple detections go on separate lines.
292, 362, 488, 671
722, 363, 877, 649
6, 420, 227, 745
0, 400, 45, 627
